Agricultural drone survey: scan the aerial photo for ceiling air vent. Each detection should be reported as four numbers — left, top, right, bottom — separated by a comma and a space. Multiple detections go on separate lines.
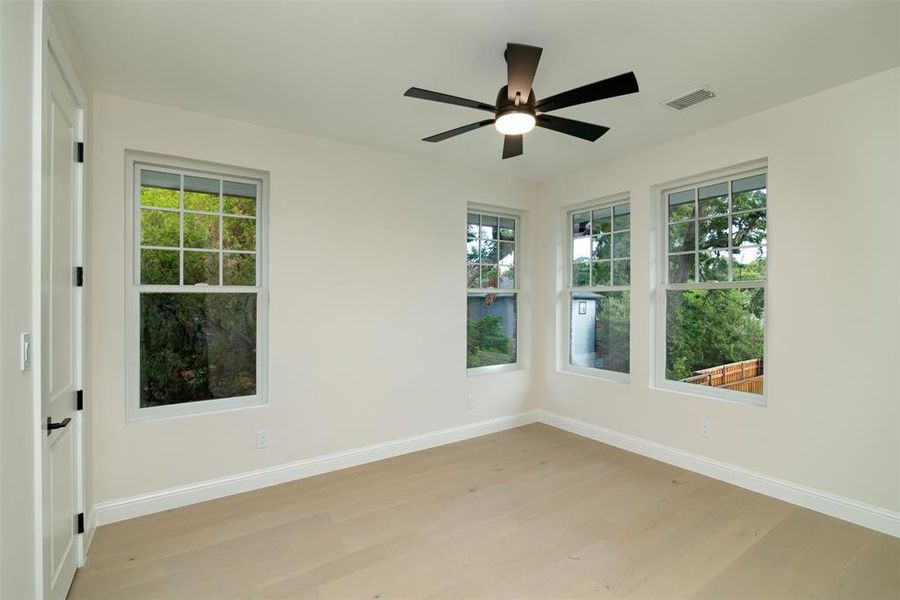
664, 87, 716, 110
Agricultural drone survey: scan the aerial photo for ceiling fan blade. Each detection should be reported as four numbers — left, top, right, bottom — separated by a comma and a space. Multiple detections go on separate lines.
536, 114, 609, 142
404, 87, 495, 113
502, 134, 523, 159
506, 43, 543, 103
422, 119, 495, 142
535, 71, 639, 113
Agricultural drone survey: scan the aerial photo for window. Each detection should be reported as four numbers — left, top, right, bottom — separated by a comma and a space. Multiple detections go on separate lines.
128, 159, 267, 418
660, 169, 767, 401
568, 199, 630, 378
467, 210, 518, 372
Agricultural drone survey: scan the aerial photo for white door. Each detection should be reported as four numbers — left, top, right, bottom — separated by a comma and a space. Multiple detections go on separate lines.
41, 45, 82, 600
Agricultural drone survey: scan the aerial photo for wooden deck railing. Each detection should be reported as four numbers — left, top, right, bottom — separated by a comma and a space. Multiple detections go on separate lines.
719, 375, 764, 394
682, 358, 763, 391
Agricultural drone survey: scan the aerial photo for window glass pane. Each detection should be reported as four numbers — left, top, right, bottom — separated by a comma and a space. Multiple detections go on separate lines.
591, 208, 611, 235
698, 183, 728, 217
591, 260, 611, 286
613, 204, 631, 231
573, 237, 591, 262
223, 216, 256, 251
668, 253, 696, 283
698, 216, 728, 250
467, 264, 480, 288
499, 217, 515, 241
481, 265, 499, 288
668, 190, 695, 222
570, 291, 629, 373
731, 210, 767, 246
184, 213, 219, 249
467, 293, 516, 368
141, 249, 179, 285
498, 266, 515, 289
732, 246, 767, 281
733, 189, 767, 212
183, 251, 219, 285
183, 176, 220, 212
732, 173, 766, 194
222, 181, 257, 216
572, 211, 590, 237
498, 242, 515, 266
467, 213, 480, 244
732, 174, 767, 211
480, 215, 499, 239
591, 235, 611, 260
466, 237, 480, 265
223, 253, 256, 286
613, 231, 630, 259
141, 209, 179, 247
140, 293, 257, 407
612, 259, 630, 285
698, 182, 728, 200
668, 222, 696, 253
699, 249, 729, 282
223, 196, 255, 216
479, 239, 498, 264
572, 262, 589, 287
140, 170, 180, 208
665, 288, 764, 394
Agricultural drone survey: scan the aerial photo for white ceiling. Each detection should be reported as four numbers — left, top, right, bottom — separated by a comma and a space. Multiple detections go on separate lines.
56, 1, 900, 181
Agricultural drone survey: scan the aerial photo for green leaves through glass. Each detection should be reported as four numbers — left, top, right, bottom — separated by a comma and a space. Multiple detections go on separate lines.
665, 288, 764, 394
139, 293, 257, 407
466, 293, 516, 368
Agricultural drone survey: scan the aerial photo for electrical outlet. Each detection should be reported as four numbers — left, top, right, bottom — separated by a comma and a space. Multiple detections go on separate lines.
256, 430, 268, 449
699, 420, 711, 439
466, 393, 476, 409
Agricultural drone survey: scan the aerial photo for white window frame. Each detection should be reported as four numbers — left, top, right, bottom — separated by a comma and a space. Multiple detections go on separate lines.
466, 207, 521, 376
125, 152, 269, 420
654, 163, 768, 406
563, 195, 631, 383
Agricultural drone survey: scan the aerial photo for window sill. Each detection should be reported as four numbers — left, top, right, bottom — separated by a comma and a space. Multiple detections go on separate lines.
560, 365, 630, 383
652, 380, 766, 407
467, 363, 521, 377
128, 394, 268, 422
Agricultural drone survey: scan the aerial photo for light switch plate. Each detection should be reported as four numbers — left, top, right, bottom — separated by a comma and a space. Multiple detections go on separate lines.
20, 333, 32, 371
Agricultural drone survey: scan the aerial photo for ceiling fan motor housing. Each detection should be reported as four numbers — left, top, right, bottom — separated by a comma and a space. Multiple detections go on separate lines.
494, 85, 536, 119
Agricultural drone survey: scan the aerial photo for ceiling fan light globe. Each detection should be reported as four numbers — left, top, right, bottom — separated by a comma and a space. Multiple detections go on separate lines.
494, 112, 536, 135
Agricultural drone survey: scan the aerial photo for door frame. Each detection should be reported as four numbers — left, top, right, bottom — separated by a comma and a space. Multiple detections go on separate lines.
37, 7, 89, 595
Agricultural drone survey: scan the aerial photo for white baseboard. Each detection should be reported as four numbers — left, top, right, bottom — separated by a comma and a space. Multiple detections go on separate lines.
94, 411, 539, 526
537, 409, 900, 538
94, 408, 898, 539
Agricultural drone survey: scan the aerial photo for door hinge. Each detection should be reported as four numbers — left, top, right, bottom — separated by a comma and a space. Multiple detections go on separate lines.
75, 266, 84, 287
76, 390, 83, 411
75, 142, 84, 163
77, 513, 85, 534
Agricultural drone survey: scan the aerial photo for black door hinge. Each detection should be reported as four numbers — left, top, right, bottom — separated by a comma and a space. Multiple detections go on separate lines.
77, 513, 85, 534
75, 266, 84, 287
75, 142, 84, 163
76, 390, 83, 411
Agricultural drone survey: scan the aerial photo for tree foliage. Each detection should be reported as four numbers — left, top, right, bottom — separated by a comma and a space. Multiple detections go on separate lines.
467, 315, 514, 368
665, 287, 764, 381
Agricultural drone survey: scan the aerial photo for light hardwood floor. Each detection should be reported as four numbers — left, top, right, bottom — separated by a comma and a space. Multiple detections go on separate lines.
70, 424, 899, 599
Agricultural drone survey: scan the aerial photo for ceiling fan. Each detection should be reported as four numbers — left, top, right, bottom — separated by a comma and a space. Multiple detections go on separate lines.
404, 43, 639, 159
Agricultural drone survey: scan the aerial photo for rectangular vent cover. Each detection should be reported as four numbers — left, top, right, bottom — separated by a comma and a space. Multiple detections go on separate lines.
665, 88, 716, 110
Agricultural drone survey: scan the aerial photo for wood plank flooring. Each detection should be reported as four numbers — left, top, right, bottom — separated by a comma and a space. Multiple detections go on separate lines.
69, 424, 899, 599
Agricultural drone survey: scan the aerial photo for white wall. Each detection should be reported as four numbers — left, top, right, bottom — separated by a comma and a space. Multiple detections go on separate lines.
535, 68, 900, 512
0, 1, 41, 597
89, 93, 536, 505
